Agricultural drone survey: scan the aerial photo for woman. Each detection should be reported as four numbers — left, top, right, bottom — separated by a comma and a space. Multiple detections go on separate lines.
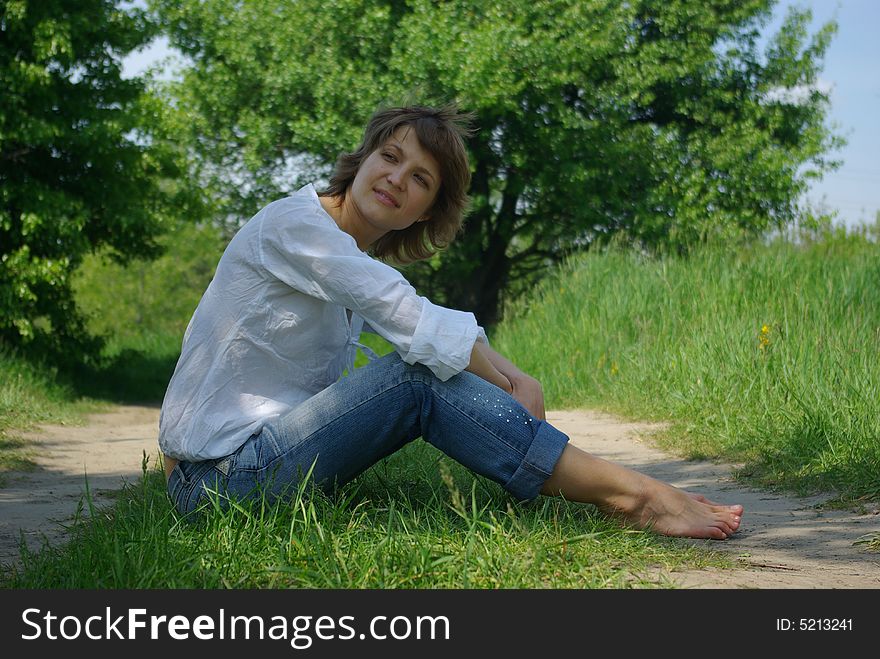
159, 104, 743, 540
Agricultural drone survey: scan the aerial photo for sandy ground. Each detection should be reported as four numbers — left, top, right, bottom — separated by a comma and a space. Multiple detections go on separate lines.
1, 405, 878, 587
0, 405, 164, 573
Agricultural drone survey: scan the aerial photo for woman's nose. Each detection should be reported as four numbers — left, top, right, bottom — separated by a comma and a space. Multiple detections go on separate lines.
386, 167, 405, 189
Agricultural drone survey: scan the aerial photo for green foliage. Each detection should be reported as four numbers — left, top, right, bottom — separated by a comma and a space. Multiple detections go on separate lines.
152, 0, 840, 325
67, 219, 225, 401
2, 217, 224, 443
492, 229, 880, 502
0, 0, 200, 361
74, 220, 224, 346
0, 222, 223, 463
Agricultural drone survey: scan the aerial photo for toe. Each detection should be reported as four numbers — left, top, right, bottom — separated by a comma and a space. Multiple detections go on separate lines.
708, 526, 728, 540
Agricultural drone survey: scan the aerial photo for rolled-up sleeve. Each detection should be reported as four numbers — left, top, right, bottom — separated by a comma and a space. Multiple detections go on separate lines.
258, 189, 486, 380
404, 298, 482, 380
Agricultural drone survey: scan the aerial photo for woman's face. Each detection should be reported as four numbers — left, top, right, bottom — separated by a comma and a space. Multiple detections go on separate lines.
347, 126, 441, 241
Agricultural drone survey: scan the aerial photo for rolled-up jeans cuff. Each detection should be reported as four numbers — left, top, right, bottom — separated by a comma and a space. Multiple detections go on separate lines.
504, 420, 569, 501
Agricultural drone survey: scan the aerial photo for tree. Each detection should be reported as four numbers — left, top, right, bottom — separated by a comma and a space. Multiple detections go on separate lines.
0, 0, 192, 358
154, 0, 840, 326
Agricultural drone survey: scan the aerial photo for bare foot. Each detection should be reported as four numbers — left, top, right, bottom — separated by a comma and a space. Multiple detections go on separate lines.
602, 477, 744, 540
540, 445, 743, 540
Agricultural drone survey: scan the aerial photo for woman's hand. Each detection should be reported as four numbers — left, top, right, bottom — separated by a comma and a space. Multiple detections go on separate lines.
509, 372, 546, 421
466, 342, 514, 394
466, 340, 545, 420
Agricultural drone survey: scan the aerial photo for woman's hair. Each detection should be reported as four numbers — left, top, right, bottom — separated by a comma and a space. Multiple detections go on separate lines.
321, 103, 474, 263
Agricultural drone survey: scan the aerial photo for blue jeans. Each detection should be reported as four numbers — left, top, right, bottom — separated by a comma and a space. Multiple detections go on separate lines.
167, 352, 569, 516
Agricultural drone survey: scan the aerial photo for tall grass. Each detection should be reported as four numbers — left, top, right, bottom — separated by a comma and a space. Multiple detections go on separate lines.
0, 348, 89, 434
0, 348, 107, 476
493, 230, 880, 503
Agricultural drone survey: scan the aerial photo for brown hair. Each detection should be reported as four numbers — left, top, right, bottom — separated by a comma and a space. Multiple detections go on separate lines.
321, 103, 474, 263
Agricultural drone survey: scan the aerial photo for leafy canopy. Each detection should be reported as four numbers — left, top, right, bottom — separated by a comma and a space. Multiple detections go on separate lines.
1, 0, 194, 358
155, 0, 840, 325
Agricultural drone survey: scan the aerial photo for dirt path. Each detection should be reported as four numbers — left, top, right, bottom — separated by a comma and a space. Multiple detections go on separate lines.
551, 410, 880, 588
1, 406, 878, 587
0, 405, 163, 572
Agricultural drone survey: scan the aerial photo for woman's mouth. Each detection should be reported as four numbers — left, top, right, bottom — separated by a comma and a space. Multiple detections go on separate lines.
374, 189, 399, 208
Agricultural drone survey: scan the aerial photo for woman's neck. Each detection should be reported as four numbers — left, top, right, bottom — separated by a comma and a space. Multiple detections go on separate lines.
318, 194, 374, 251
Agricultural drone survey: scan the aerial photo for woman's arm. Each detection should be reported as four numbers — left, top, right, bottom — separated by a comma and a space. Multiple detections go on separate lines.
466, 341, 546, 420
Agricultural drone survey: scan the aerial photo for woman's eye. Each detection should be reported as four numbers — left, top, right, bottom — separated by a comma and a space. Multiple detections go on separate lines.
414, 174, 427, 187
382, 152, 396, 162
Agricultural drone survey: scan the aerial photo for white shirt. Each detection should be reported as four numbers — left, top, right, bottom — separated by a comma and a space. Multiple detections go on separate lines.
158, 183, 487, 462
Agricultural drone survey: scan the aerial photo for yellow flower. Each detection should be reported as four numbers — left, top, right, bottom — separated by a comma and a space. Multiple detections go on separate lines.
758, 323, 771, 351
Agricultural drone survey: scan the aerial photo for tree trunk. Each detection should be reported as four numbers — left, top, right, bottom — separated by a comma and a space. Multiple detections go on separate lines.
440, 234, 511, 329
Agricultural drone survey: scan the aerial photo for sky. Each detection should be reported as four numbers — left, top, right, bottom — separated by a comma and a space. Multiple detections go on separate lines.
762, 0, 880, 228
123, 0, 879, 229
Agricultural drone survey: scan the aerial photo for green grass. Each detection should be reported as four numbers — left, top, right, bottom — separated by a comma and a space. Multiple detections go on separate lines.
0, 348, 100, 435
0, 347, 108, 482
1, 445, 726, 588
855, 533, 880, 553
493, 230, 880, 505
